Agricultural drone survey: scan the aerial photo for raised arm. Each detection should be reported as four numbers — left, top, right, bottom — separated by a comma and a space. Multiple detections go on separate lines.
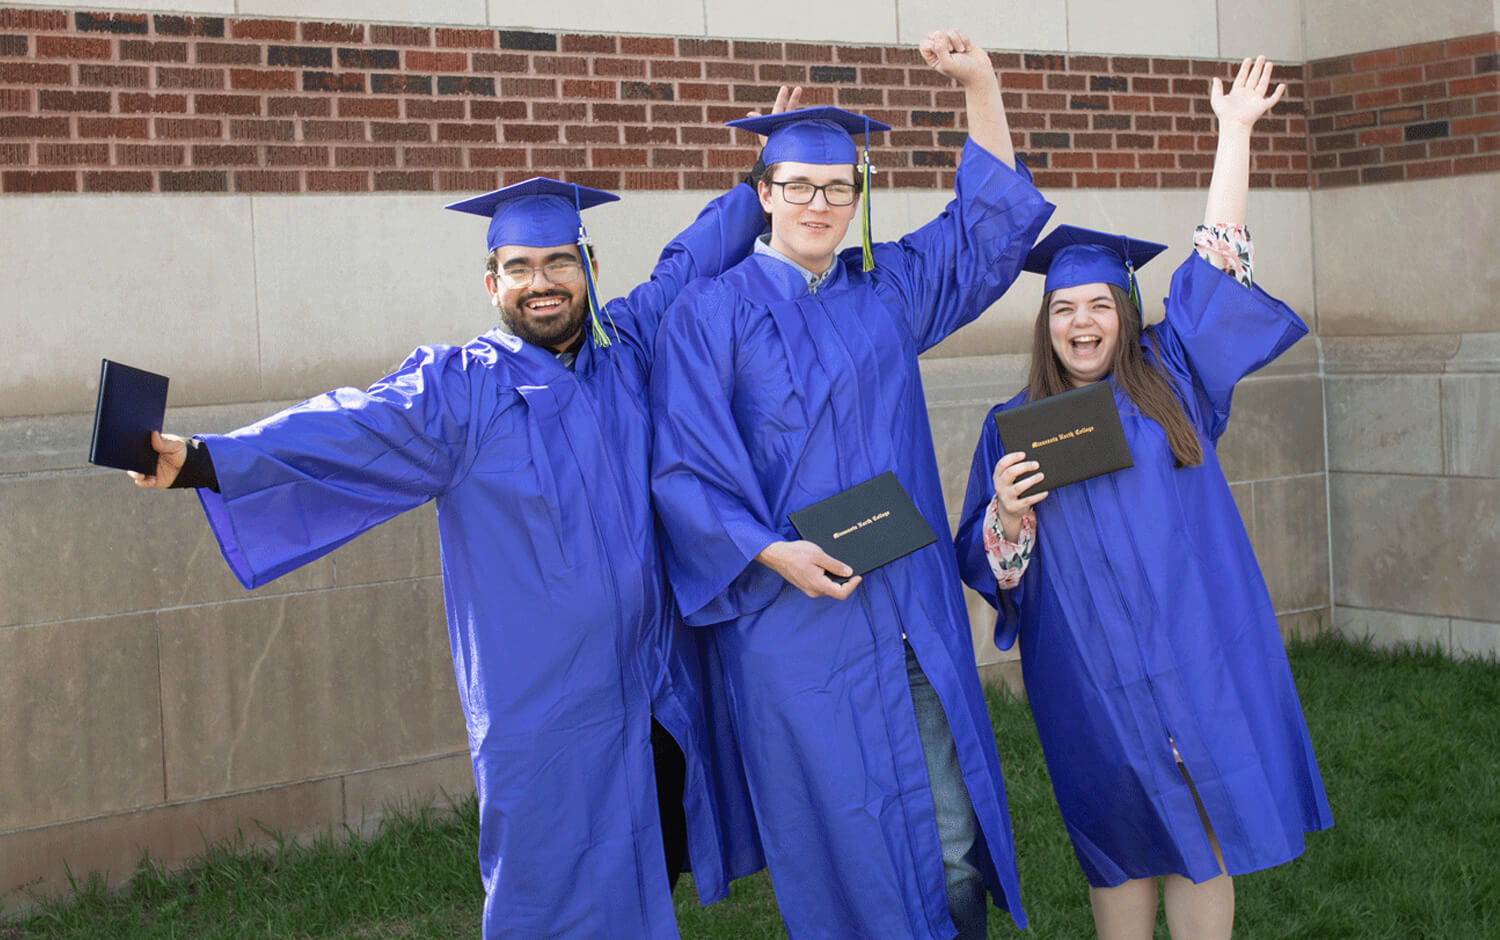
920, 28, 1015, 167
1202, 56, 1286, 228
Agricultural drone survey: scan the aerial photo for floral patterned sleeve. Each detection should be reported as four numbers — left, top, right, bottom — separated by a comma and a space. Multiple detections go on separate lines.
1193, 222, 1254, 288
982, 497, 1036, 589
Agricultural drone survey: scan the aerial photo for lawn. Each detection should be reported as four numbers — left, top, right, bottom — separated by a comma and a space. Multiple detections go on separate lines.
6, 633, 1497, 938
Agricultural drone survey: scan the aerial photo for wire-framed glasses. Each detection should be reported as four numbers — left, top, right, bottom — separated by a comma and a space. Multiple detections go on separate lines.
496, 259, 584, 290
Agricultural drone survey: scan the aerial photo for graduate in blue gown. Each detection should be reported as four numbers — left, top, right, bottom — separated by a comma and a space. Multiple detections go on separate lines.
127, 161, 772, 937
954, 58, 1332, 940
650, 30, 1054, 940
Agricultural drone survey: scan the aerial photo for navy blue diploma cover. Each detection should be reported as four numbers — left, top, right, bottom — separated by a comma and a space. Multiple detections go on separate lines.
992, 381, 1133, 494
788, 471, 938, 583
88, 359, 169, 474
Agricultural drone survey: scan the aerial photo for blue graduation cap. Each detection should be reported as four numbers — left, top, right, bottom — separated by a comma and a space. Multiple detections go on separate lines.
726, 106, 892, 272
445, 178, 621, 347
1024, 225, 1168, 310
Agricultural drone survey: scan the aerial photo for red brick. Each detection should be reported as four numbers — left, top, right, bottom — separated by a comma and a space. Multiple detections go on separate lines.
1097, 151, 1136, 169
269, 96, 331, 116
36, 35, 111, 59
531, 146, 585, 167
439, 168, 498, 190
231, 19, 296, 41
1046, 73, 1086, 91
154, 117, 220, 138
1052, 152, 1093, 169
501, 123, 556, 143
652, 103, 704, 123
593, 147, 648, 168
1397, 40, 1448, 65
1382, 143, 1426, 162
116, 143, 185, 165
1475, 133, 1500, 152
35, 142, 107, 165
38, 90, 110, 112
1050, 113, 1088, 130
595, 57, 647, 78
371, 121, 431, 142
409, 99, 466, 119
592, 102, 646, 123
535, 55, 589, 76
1450, 74, 1500, 96
1380, 105, 1424, 123
195, 94, 261, 115
678, 126, 727, 146
159, 67, 225, 90
783, 42, 833, 63
1404, 158, 1453, 180
683, 170, 736, 189
1138, 152, 1175, 169
1400, 81, 1447, 103
652, 59, 703, 80
374, 170, 432, 190
0, 88, 30, 110
303, 120, 366, 141
3, 169, 75, 191
468, 147, 527, 168
403, 146, 461, 167
229, 68, 294, 90
1119, 172, 1160, 187
192, 143, 256, 165
233, 169, 299, 191
561, 33, 615, 54
1143, 95, 1185, 113
76, 64, 147, 87
307, 169, 368, 190
679, 83, 730, 102
371, 25, 430, 46
1376, 65, 1423, 87
562, 123, 617, 144
1423, 58, 1475, 82
1428, 98, 1475, 119
339, 97, 399, 118
680, 38, 728, 58
1330, 71, 1378, 94
436, 122, 493, 142
437, 28, 496, 49
1358, 126, 1402, 146
1272, 172, 1308, 188
119, 40, 188, 63
1454, 152, 1500, 172
1360, 164, 1406, 183
1353, 88, 1401, 109
302, 22, 363, 44
469, 99, 525, 121
836, 46, 883, 65
1073, 132, 1112, 148
1430, 137, 1476, 157
652, 147, 701, 168
619, 170, 674, 188
407, 50, 468, 72
0, 8, 67, 30
265, 145, 329, 166
230, 118, 296, 141
119, 92, 188, 114
501, 77, 556, 97
562, 79, 615, 99
1333, 110, 1376, 129
0, 62, 69, 84
1448, 34, 1500, 56
621, 36, 674, 56
77, 117, 149, 138
195, 43, 262, 66
335, 146, 396, 167
1352, 49, 1399, 71
84, 169, 153, 191
1453, 114, 1500, 135
472, 52, 528, 73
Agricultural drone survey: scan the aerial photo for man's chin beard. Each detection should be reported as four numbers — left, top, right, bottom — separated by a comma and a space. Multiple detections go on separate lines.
499, 300, 585, 350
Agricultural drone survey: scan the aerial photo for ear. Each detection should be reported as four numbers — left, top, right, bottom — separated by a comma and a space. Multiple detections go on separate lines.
484, 271, 502, 306
756, 179, 775, 213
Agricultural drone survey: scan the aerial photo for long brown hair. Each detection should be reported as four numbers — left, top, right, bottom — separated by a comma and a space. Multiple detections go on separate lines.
1026, 283, 1203, 467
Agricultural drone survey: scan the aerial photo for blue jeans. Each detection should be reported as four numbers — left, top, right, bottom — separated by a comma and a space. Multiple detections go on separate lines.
906, 644, 987, 940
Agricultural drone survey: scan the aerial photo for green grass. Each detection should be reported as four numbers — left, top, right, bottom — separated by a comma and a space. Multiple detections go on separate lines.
6, 633, 1498, 938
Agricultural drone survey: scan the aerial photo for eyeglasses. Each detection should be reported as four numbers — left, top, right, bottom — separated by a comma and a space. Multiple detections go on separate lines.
496, 259, 584, 290
766, 180, 859, 207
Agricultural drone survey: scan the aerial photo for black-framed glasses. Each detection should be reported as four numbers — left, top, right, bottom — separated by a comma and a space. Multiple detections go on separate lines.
496, 259, 584, 290
767, 179, 860, 207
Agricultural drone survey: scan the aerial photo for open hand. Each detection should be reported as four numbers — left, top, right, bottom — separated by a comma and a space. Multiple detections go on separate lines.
755, 539, 863, 600
1211, 56, 1286, 130
919, 29, 992, 87
127, 430, 187, 488
743, 84, 804, 119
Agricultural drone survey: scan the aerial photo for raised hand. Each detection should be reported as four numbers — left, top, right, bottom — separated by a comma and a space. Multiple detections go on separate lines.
919, 29, 992, 88
1211, 56, 1287, 130
743, 83, 804, 119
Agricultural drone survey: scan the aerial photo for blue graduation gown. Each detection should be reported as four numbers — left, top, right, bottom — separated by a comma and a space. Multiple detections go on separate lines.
650, 140, 1054, 938
193, 185, 765, 939
955, 254, 1334, 888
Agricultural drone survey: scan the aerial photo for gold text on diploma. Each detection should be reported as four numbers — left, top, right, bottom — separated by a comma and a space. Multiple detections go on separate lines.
1030, 425, 1096, 449
831, 509, 893, 539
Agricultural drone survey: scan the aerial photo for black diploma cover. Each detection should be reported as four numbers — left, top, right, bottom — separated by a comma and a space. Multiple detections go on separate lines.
787, 471, 938, 583
88, 359, 169, 474
992, 381, 1133, 494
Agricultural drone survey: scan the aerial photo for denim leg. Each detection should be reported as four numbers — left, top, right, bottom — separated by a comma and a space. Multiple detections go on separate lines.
906, 644, 987, 940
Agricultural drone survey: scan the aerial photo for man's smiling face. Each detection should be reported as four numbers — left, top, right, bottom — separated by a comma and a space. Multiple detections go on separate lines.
485, 244, 592, 351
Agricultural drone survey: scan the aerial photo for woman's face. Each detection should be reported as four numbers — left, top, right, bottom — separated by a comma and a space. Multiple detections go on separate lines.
1047, 281, 1120, 387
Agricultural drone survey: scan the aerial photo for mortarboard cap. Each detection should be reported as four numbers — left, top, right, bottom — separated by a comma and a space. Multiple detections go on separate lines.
444, 177, 621, 347
726, 106, 892, 272
1024, 224, 1168, 308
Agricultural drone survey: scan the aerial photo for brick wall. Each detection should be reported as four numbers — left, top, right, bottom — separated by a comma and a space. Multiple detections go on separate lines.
1307, 33, 1500, 187
1, 6, 1312, 195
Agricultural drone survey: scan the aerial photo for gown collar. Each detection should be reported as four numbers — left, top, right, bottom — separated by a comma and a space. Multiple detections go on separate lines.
752, 234, 844, 297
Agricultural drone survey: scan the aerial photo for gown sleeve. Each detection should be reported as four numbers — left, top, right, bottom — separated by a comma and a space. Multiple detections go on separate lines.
650, 281, 789, 626
1148, 252, 1309, 443
869, 139, 1054, 352
955, 406, 1026, 650
597, 184, 765, 368
196, 344, 483, 589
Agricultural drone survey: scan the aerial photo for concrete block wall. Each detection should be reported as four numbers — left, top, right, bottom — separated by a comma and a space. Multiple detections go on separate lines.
1, 0, 1492, 915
